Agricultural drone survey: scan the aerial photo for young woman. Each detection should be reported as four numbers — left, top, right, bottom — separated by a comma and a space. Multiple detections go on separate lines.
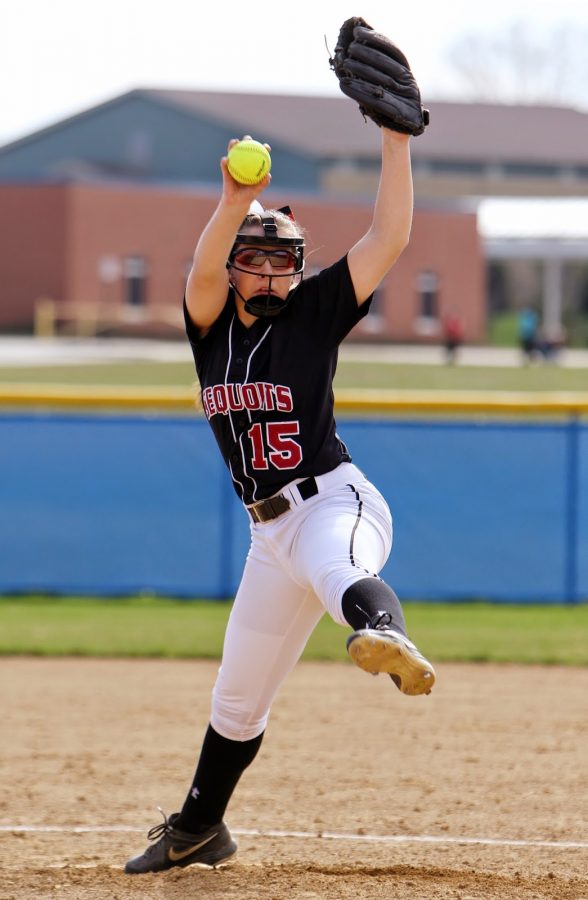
125, 128, 435, 875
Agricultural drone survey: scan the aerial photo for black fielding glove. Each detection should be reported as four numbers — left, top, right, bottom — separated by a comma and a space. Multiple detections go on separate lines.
330, 16, 429, 136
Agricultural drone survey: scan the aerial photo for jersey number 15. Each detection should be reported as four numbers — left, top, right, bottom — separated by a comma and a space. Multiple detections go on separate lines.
248, 421, 303, 470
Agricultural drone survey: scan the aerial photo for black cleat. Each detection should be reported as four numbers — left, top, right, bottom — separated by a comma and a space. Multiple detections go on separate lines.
125, 808, 237, 875
347, 613, 436, 696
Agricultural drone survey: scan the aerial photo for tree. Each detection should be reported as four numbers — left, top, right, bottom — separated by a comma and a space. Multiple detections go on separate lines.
445, 20, 588, 108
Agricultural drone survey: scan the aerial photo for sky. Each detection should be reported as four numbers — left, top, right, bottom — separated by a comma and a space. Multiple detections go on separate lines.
2, 0, 588, 145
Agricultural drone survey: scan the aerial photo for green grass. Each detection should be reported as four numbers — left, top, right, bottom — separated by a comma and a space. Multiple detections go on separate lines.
334, 362, 588, 391
0, 362, 196, 386
0, 596, 586, 666
2, 359, 588, 392
488, 311, 519, 347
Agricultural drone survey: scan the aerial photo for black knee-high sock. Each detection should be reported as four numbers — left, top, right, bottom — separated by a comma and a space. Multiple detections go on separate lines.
176, 724, 263, 832
341, 577, 407, 636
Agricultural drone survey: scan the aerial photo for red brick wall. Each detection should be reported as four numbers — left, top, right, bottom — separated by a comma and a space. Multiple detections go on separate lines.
266, 199, 485, 342
0, 183, 486, 342
66, 184, 219, 309
0, 185, 67, 328
383, 209, 485, 342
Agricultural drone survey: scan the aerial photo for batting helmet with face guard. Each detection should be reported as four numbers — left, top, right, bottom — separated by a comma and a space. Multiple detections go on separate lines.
227, 207, 305, 318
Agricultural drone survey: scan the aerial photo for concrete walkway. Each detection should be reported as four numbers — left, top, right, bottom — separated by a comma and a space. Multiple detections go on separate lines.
340, 343, 588, 368
0, 335, 588, 368
0, 337, 193, 366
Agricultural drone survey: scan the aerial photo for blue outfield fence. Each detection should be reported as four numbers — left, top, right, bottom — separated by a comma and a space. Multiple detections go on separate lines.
0, 412, 586, 603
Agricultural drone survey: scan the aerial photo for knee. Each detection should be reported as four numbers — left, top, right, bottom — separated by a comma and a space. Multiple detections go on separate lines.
211, 687, 268, 742
312, 562, 364, 626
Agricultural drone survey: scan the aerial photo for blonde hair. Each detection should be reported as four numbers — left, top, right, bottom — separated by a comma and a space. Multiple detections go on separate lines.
238, 209, 306, 241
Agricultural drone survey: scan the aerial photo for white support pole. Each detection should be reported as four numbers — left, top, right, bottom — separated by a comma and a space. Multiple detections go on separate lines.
542, 256, 563, 334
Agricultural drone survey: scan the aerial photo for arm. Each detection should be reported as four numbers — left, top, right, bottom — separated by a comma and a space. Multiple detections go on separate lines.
347, 129, 413, 306
185, 139, 270, 331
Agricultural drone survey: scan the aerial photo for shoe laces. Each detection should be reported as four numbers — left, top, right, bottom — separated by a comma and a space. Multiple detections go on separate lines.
146, 807, 172, 844
369, 611, 394, 630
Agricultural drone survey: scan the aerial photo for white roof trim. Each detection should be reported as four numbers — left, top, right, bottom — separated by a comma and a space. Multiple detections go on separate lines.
477, 197, 588, 240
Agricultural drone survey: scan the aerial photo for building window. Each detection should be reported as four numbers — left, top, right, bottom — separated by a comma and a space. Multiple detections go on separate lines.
423, 159, 485, 176
124, 256, 147, 308
362, 288, 384, 334
503, 162, 558, 178
415, 270, 440, 336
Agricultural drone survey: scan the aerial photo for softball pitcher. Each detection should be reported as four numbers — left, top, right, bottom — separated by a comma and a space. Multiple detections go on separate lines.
125, 17, 434, 875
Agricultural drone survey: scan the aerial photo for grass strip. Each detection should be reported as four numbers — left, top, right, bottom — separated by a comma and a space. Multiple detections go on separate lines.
2, 360, 588, 391
0, 597, 586, 666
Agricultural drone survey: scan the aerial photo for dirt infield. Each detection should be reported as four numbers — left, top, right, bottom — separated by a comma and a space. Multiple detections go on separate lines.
0, 657, 586, 899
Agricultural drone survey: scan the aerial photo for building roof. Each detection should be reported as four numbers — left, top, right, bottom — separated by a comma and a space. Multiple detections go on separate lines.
419, 102, 588, 166
146, 89, 588, 166
3, 87, 588, 169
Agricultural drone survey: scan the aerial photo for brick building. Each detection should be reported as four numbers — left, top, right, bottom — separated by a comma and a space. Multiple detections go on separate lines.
0, 181, 484, 342
1, 90, 585, 340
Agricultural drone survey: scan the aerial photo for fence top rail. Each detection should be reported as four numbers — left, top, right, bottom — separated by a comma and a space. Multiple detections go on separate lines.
336, 389, 588, 414
2, 384, 588, 414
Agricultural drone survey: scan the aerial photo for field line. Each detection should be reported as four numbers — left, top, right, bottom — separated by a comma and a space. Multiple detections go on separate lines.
0, 824, 586, 850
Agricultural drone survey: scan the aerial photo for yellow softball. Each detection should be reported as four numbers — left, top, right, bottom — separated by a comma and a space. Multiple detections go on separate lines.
227, 139, 271, 185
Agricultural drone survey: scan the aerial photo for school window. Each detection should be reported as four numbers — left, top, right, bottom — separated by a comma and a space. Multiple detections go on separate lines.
124, 256, 147, 307
362, 288, 383, 333
415, 270, 440, 335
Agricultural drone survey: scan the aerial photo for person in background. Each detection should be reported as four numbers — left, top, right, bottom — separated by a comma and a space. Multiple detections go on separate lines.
442, 311, 465, 365
517, 307, 538, 364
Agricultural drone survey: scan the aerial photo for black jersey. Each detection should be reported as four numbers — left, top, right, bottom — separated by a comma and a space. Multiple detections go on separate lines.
184, 255, 372, 505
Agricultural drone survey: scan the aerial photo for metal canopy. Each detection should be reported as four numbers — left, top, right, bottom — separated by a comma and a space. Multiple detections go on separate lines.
477, 198, 588, 332
485, 238, 588, 261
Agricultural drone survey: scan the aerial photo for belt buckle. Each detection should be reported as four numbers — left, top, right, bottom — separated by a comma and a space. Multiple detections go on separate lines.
249, 493, 291, 523
249, 504, 264, 524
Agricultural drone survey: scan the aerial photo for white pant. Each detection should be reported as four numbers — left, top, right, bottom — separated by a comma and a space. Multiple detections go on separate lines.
211, 463, 393, 740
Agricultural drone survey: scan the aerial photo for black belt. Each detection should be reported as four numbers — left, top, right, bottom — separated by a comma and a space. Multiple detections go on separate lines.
247, 477, 319, 524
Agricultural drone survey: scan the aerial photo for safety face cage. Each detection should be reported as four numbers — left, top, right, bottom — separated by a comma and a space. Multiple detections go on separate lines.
227, 212, 305, 277
226, 211, 305, 318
